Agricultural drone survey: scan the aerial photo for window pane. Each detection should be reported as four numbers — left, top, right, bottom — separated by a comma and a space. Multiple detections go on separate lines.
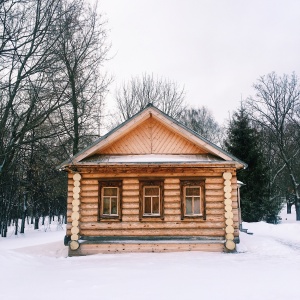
186, 187, 200, 196
152, 197, 159, 214
104, 187, 118, 196
194, 198, 200, 214
103, 197, 110, 214
144, 197, 151, 213
145, 187, 159, 196
186, 197, 192, 214
111, 197, 118, 214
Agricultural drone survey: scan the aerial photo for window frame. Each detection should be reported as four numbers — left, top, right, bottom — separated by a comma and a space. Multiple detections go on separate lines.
180, 179, 206, 220
139, 179, 164, 220
98, 180, 122, 221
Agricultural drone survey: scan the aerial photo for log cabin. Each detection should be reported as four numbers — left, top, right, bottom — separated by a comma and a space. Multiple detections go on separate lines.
58, 103, 247, 256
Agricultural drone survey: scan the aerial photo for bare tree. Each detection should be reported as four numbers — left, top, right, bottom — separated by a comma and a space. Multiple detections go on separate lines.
0, 0, 112, 236
0, 0, 68, 176
179, 106, 224, 145
246, 72, 300, 220
115, 73, 186, 122
0, 0, 70, 236
51, 0, 110, 155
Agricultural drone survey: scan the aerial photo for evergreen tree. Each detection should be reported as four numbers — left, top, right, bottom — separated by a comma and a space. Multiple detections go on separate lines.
225, 106, 269, 222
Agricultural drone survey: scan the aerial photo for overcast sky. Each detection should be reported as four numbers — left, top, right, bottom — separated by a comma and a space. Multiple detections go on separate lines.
100, 0, 300, 124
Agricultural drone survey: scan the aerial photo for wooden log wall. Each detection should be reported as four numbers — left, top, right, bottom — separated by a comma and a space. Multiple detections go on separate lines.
66, 167, 239, 242
73, 242, 225, 255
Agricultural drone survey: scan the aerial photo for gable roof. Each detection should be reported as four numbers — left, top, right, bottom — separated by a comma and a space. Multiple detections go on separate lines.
58, 104, 247, 170
99, 116, 207, 155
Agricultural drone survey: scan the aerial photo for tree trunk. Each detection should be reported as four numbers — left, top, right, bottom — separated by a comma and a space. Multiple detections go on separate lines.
20, 212, 26, 234
1, 217, 7, 237
20, 193, 27, 233
287, 203, 292, 214
34, 217, 39, 230
296, 200, 300, 221
2, 222, 7, 237
14, 218, 18, 235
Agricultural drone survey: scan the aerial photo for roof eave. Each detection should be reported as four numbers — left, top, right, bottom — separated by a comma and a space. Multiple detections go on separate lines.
61, 161, 241, 169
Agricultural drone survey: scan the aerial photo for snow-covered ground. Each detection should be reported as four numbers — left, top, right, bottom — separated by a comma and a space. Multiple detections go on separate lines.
1, 208, 300, 300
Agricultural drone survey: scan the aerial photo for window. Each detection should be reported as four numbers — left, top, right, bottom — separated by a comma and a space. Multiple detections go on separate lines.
98, 180, 122, 220
102, 187, 118, 215
144, 186, 160, 215
185, 186, 201, 215
181, 180, 205, 220
139, 180, 164, 219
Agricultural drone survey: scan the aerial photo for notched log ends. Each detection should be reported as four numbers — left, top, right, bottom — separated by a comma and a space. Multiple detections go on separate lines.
223, 172, 236, 252
69, 173, 81, 251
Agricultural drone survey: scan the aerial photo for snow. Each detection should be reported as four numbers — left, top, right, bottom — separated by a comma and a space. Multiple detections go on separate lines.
82, 154, 221, 163
1, 208, 300, 300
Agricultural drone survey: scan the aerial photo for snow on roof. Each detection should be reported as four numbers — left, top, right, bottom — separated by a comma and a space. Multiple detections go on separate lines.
80, 154, 224, 164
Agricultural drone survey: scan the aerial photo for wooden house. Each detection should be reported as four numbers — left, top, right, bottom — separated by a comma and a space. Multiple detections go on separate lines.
58, 104, 247, 256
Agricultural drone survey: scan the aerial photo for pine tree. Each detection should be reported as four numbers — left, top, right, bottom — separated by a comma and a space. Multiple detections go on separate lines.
225, 106, 269, 222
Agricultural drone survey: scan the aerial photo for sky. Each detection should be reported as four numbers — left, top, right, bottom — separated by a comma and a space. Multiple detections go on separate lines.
99, 0, 300, 124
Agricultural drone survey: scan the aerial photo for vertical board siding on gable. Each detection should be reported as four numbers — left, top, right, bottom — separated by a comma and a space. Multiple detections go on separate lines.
151, 119, 164, 152
101, 119, 152, 154
124, 123, 151, 153
153, 123, 173, 153
100, 117, 205, 155
151, 119, 202, 154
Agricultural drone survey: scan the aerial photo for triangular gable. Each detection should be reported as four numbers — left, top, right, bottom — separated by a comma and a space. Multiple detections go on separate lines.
100, 117, 207, 155
59, 104, 247, 169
